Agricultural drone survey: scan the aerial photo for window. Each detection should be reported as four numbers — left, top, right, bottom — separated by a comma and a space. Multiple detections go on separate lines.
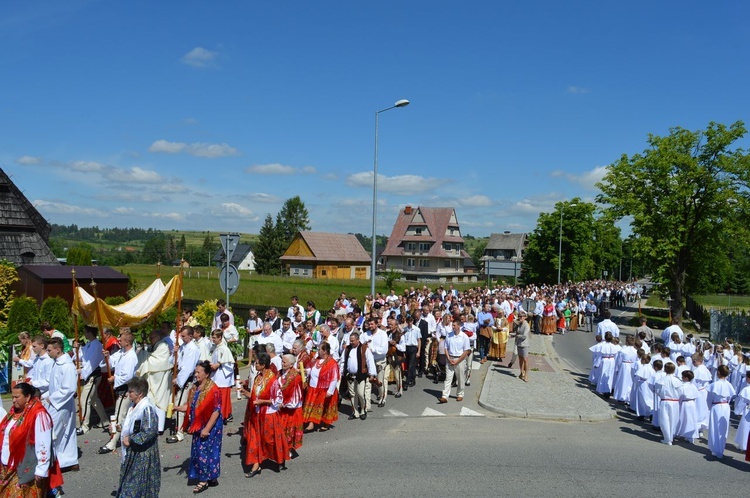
406, 242, 416, 252
419, 259, 430, 268
321, 269, 327, 276
406, 258, 415, 267
444, 259, 452, 268
444, 243, 452, 251
415, 227, 423, 235
419, 242, 431, 252
293, 268, 299, 274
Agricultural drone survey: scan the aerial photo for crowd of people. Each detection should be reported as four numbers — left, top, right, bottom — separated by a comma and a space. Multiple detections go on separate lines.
5, 278, 748, 495
589, 315, 750, 460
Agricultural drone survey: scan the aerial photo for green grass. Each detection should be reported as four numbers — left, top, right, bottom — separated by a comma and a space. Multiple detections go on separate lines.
118, 264, 478, 310
645, 294, 667, 308
692, 294, 750, 310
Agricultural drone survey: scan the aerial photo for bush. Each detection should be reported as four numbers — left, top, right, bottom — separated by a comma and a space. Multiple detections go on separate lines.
40, 296, 72, 335
193, 300, 218, 330
7, 296, 39, 345
0, 260, 19, 329
157, 307, 178, 329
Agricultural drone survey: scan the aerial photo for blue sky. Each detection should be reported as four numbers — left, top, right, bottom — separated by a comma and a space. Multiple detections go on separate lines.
1, 1, 748, 238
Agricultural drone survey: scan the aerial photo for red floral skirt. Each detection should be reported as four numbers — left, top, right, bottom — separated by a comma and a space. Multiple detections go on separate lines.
244, 411, 288, 465
302, 387, 339, 425
279, 407, 304, 450
218, 387, 232, 419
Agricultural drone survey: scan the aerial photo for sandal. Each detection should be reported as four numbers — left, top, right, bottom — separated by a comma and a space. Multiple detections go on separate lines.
193, 482, 209, 494
318, 426, 330, 432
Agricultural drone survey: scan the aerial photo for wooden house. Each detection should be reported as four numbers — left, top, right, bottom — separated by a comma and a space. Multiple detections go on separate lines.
280, 231, 371, 279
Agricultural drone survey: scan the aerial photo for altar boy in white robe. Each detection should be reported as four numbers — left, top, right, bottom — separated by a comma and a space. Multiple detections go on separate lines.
677, 370, 700, 444
706, 365, 736, 458
136, 329, 173, 433
654, 362, 682, 445
42, 337, 79, 469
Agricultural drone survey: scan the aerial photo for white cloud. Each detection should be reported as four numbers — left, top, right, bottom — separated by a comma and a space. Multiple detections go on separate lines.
33, 199, 106, 216
107, 166, 163, 184
301, 166, 317, 174
246, 163, 296, 175
181, 47, 218, 68
508, 193, 560, 215
567, 85, 590, 94
456, 195, 492, 207
70, 160, 106, 172
146, 212, 185, 222
113, 207, 135, 214
346, 171, 445, 195
211, 202, 256, 219
551, 166, 608, 191
16, 155, 41, 165
248, 193, 280, 203
148, 139, 239, 158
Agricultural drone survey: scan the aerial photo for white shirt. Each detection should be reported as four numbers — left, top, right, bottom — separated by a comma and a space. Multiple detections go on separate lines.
341, 345, 376, 377
222, 325, 239, 343
176, 340, 201, 387
363, 328, 388, 361
402, 324, 421, 347
211, 343, 234, 388
43, 354, 77, 411
246, 317, 264, 335
257, 331, 283, 356
280, 327, 297, 352
109, 347, 138, 389
212, 309, 234, 331
78, 339, 104, 380
326, 335, 340, 361
30, 354, 54, 394
444, 330, 471, 357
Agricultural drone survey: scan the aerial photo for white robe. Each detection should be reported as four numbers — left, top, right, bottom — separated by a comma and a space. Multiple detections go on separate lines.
633, 363, 655, 417
613, 346, 637, 402
692, 364, 712, 429
596, 343, 618, 394
677, 381, 700, 442
29, 354, 54, 395
706, 378, 736, 457
655, 374, 682, 443
588, 342, 603, 385
43, 354, 78, 468
733, 385, 750, 451
136, 340, 172, 432
648, 371, 666, 427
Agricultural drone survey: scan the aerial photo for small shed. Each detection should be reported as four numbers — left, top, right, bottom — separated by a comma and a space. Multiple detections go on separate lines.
15, 265, 129, 307
212, 244, 255, 271
280, 231, 371, 279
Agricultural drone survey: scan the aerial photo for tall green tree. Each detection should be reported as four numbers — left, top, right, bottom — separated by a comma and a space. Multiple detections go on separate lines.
597, 121, 750, 323
254, 214, 284, 275
66, 243, 93, 265
277, 196, 310, 245
141, 236, 166, 264
522, 200, 615, 284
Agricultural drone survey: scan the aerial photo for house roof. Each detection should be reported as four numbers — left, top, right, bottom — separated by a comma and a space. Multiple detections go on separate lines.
0, 167, 59, 266
381, 206, 465, 258
212, 244, 253, 265
485, 232, 527, 256
281, 231, 370, 263
19, 265, 128, 282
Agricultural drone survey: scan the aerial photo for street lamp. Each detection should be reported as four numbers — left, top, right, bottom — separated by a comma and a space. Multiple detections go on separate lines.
557, 202, 577, 285
371, 99, 409, 298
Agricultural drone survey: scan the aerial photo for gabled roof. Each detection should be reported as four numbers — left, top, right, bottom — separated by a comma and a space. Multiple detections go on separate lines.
0, 167, 59, 266
381, 206, 464, 258
212, 243, 253, 265
281, 232, 370, 263
485, 232, 527, 256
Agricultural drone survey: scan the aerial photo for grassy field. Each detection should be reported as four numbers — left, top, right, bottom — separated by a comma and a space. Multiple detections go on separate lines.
692, 294, 750, 309
119, 264, 478, 310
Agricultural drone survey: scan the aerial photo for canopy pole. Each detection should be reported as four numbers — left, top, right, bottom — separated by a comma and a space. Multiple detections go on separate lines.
72, 269, 83, 425
91, 276, 116, 401
168, 262, 184, 423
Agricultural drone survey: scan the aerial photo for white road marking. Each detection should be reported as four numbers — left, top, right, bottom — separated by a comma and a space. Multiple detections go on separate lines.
460, 407, 484, 417
384, 409, 409, 417
421, 407, 446, 417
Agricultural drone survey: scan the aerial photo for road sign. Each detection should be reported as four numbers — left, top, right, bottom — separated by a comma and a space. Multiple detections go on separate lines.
219, 233, 240, 263
219, 264, 239, 296
522, 298, 536, 314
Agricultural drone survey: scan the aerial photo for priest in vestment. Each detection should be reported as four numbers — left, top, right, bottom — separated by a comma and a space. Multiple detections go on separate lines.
137, 330, 173, 433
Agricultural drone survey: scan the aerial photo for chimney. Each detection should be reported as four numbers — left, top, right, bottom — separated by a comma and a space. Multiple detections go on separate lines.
504, 231, 510, 234
404, 206, 412, 215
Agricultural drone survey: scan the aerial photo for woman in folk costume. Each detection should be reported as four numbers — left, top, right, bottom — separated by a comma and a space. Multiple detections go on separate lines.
0, 383, 62, 498
242, 353, 288, 478
176, 361, 222, 494
542, 299, 556, 335
706, 365, 736, 458
278, 354, 304, 458
489, 310, 509, 362
302, 342, 340, 432
733, 371, 750, 452
117, 376, 161, 498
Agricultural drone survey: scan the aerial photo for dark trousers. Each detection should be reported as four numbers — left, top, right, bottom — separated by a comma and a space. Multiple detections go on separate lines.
533, 315, 541, 335
418, 341, 428, 375
405, 346, 418, 385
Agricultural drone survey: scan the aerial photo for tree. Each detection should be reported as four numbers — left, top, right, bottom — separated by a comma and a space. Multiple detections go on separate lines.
67, 243, 93, 265
597, 121, 750, 323
7, 296, 39, 344
254, 214, 284, 275
141, 236, 166, 264
277, 196, 310, 245
40, 296, 71, 335
472, 240, 488, 272
0, 260, 19, 329
522, 200, 608, 284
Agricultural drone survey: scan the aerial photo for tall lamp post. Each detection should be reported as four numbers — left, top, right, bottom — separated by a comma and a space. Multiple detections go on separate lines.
371, 99, 410, 298
557, 202, 577, 285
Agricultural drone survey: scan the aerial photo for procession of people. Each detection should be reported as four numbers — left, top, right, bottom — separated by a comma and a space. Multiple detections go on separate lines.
5, 278, 750, 496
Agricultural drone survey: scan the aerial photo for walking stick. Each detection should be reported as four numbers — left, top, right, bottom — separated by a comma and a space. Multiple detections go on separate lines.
72, 269, 84, 425
91, 276, 116, 402
167, 263, 184, 425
